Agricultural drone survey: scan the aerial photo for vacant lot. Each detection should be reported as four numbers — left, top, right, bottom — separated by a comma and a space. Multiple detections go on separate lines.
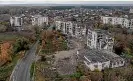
54, 50, 77, 75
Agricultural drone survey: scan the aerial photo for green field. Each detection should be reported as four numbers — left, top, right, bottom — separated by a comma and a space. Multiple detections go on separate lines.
0, 34, 20, 41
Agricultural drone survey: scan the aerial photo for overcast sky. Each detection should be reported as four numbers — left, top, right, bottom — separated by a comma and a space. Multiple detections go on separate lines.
0, 0, 133, 4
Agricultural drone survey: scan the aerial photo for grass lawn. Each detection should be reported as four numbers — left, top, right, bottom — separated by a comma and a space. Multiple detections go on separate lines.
0, 33, 20, 41
30, 62, 35, 79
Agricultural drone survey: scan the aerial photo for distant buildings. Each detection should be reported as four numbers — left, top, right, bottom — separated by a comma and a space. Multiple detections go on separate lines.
8, 7, 127, 72
31, 15, 48, 26
87, 29, 114, 52
78, 49, 125, 71
10, 15, 49, 31
101, 16, 133, 29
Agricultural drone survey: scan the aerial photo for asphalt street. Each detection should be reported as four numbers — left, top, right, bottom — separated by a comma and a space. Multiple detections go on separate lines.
10, 41, 39, 81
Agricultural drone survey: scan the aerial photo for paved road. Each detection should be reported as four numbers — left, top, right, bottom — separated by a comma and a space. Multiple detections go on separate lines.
10, 41, 39, 81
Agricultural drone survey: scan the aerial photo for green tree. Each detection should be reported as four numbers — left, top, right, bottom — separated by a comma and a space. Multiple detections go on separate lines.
13, 37, 29, 53
32, 25, 41, 39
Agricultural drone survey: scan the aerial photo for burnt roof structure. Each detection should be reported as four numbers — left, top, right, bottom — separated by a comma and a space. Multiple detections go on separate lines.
79, 48, 124, 64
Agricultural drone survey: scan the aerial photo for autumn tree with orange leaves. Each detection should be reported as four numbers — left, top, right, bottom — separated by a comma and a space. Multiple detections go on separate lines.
41, 30, 67, 54
0, 42, 12, 66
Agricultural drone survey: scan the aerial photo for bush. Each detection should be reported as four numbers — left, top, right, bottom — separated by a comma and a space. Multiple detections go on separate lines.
70, 72, 82, 78
0, 24, 7, 32
30, 62, 35, 78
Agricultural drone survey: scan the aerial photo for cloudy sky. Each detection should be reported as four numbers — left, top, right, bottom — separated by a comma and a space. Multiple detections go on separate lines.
0, 0, 133, 4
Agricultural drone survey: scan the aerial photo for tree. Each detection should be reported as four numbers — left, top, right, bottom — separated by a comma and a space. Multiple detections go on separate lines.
41, 30, 67, 54
33, 25, 41, 39
128, 38, 133, 53
0, 24, 7, 32
114, 42, 124, 55
13, 37, 29, 54
0, 42, 12, 66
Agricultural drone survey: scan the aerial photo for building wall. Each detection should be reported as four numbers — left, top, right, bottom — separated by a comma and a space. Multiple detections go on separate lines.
129, 19, 133, 29
55, 21, 62, 30
129, 9, 133, 13
106, 37, 114, 52
32, 16, 48, 26
10, 17, 14, 26
87, 29, 114, 51
84, 55, 124, 71
75, 25, 81, 37
87, 29, 97, 49
10, 17, 23, 27
84, 60, 110, 71
110, 59, 125, 68
82, 28, 87, 36
55, 21, 83, 37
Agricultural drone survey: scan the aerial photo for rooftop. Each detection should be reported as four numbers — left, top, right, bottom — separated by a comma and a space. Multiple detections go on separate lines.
79, 48, 124, 64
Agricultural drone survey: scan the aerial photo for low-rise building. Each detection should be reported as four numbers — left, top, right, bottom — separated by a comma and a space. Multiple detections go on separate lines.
78, 49, 125, 71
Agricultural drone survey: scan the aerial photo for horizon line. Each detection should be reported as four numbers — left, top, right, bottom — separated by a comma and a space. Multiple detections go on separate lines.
1, 1, 133, 4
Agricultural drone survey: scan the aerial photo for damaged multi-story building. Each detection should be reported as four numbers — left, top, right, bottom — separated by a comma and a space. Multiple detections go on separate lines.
87, 29, 114, 52
55, 20, 86, 38
76, 28, 125, 71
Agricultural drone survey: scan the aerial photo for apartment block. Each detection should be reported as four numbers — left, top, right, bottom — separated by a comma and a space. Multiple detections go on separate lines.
31, 15, 48, 26
101, 16, 133, 29
10, 16, 23, 27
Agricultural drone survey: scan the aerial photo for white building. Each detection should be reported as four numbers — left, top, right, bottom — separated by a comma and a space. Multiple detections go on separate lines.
78, 49, 125, 71
31, 15, 48, 26
55, 20, 86, 38
55, 21, 63, 31
10, 16, 23, 27
87, 29, 114, 52
101, 16, 133, 29
55, 21, 73, 35
129, 8, 133, 13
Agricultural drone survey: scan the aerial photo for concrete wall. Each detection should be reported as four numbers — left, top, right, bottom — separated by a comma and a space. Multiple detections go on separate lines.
84, 56, 125, 71
110, 59, 125, 68
84, 61, 110, 71
87, 29, 97, 49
